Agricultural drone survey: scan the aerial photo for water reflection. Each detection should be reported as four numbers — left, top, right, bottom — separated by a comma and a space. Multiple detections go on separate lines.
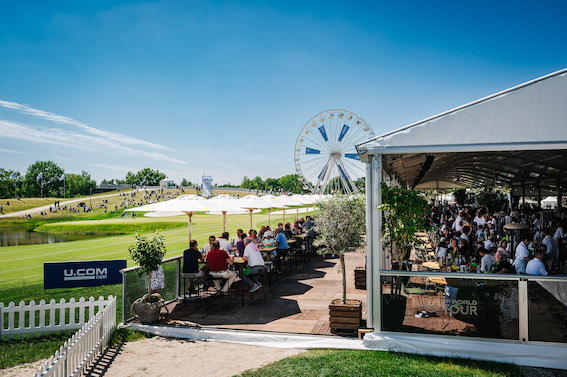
0, 227, 98, 247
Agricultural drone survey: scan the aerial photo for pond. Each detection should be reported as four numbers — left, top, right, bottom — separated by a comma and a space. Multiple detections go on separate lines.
0, 227, 99, 247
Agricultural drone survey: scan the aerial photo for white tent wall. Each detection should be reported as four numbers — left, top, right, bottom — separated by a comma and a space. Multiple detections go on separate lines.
357, 68, 567, 368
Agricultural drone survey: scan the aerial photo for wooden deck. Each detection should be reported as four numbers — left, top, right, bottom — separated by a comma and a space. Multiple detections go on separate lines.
161, 251, 367, 336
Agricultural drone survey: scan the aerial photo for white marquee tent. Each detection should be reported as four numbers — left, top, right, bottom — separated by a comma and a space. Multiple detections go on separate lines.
356, 68, 567, 368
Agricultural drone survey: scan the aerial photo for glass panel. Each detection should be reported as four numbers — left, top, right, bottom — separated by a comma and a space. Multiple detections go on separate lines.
528, 280, 567, 343
381, 275, 519, 340
125, 258, 180, 320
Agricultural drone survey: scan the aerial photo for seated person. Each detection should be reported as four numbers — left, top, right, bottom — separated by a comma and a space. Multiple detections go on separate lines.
526, 245, 548, 276
275, 228, 289, 272
206, 240, 237, 293
489, 249, 513, 274
241, 237, 266, 293
513, 233, 532, 274
263, 233, 275, 248
236, 232, 246, 257
292, 221, 302, 235
249, 229, 262, 246
435, 240, 448, 260
284, 223, 294, 240
217, 231, 232, 253
479, 247, 495, 273
182, 240, 205, 291
202, 235, 216, 257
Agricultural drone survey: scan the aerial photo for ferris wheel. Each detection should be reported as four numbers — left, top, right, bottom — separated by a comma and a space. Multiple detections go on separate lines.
294, 109, 375, 194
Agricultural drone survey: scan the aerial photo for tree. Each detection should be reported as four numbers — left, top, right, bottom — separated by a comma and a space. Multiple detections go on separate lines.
128, 232, 167, 296
180, 178, 192, 187
0, 168, 21, 199
22, 161, 64, 197
125, 168, 166, 187
379, 183, 429, 273
278, 174, 304, 193
66, 171, 97, 197
314, 195, 366, 303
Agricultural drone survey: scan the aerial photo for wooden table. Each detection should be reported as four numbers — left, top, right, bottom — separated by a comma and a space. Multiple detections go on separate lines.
422, 261, 441, 270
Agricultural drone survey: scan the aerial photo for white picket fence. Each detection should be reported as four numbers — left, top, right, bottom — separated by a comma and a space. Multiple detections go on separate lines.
0, 296, 113, 339
33, 296, 117, 377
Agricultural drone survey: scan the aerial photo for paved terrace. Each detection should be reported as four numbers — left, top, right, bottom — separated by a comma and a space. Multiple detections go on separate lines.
161, 251, 367, 336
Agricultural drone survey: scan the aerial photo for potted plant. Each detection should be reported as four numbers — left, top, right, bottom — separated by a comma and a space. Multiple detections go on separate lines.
128, 231, 167, 324
379, 183, 429, 329
314, 195, 366, 334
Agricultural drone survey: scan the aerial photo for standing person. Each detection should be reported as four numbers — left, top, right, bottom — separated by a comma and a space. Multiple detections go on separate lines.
241, 237, 265, 293
303, 216, 315, 253
207, 241, 237, 294
514, 233, 532, 274
526, 245, 549, 276
274, 228, 289, 273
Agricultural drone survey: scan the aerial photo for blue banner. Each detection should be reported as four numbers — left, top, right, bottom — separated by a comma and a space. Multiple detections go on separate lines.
337, 162, 349, 182
338, 125, 350, 142
44, 259, 126, 289
305, 147, 321, 154
318, 126, 329, 142
345, 153, 361, 160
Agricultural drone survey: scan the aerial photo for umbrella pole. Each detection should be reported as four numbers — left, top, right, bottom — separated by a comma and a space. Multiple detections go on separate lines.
283, 208, 285, 224
306, 204, 309, 215
223, 211, 227, 233
296, 206, 299, 220
249, 209, 253, 230
268, 208, 271, 226
187, 212, 193, 245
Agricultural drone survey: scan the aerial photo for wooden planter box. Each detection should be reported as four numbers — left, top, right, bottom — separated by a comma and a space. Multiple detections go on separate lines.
329, 299, 362, 335
354, 267, 366, 289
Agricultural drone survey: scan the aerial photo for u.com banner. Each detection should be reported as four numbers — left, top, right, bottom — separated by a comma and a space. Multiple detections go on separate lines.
44, 259, 127, 289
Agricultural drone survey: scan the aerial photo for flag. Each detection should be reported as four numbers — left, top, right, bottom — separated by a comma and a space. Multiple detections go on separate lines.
9, 172, 16, 180
60, 174, 66, 181
36, 172, 43, 180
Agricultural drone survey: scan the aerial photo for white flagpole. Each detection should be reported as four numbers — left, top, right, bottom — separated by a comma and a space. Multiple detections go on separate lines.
63, 177, 66, 199
41, 177, 43, 198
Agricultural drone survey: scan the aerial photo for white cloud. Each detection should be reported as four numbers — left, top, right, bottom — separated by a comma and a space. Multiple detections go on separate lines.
0, 120, 186, 164
90, 163, 134, 172
0, 99, 172, 151
0, 148, 25, 154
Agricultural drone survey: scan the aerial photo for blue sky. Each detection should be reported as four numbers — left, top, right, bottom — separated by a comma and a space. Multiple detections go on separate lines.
1, 0, 565, 185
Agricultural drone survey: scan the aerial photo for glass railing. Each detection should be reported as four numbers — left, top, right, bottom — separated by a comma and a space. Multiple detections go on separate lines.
379, 271, 567, 344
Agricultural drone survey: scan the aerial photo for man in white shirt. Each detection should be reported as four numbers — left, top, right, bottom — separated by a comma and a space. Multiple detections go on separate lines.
217, 232, 233, 253
526, 246, 548, 276
483, 235, 495, 251
202, 235, 216, 256
541, 228, 556, 262
479, 248, 495, 273
553, 223, 565, 240
241, 237, 266, 292
513, 233, 531, 274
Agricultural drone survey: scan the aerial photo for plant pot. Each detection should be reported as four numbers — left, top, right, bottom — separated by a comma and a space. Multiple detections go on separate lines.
131, 293, 167, 324
382, 295, 407, 330
354, 267, 366, 289
329, 299, 362, 335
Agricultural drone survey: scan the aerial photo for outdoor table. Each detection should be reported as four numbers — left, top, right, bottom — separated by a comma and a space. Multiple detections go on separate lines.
422, 261, 441, 270
427, 276, 447, 285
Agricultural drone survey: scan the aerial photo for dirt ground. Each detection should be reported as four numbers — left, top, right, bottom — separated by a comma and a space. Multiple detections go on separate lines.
1, 337, 304, 377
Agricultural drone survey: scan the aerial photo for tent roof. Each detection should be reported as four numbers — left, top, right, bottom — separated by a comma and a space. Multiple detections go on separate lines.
356, 68, 567, 194
357, 68, 567, 156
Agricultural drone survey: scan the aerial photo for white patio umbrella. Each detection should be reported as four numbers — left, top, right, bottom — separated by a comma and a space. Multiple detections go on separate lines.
259, 195, 288, 226
207, 195, 257, 232
126, 195, 240, 245
238, 195, 276, 230
272, 195, 304, 224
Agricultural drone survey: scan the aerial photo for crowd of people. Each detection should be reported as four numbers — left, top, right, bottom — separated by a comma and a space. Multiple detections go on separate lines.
179, 216, 316, 295
425, 201, 567, 276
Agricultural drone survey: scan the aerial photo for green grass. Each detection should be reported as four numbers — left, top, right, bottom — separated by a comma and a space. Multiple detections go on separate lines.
34, 220, 185, 234
238, 349, 523, 377
0, 333, 70, 369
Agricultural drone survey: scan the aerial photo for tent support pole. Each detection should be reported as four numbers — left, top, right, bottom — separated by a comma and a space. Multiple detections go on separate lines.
187, 212, 193, 245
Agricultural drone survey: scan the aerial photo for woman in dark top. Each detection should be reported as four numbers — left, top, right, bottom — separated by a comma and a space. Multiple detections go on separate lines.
236, 232, 246, 257
284, 223, 293, 240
